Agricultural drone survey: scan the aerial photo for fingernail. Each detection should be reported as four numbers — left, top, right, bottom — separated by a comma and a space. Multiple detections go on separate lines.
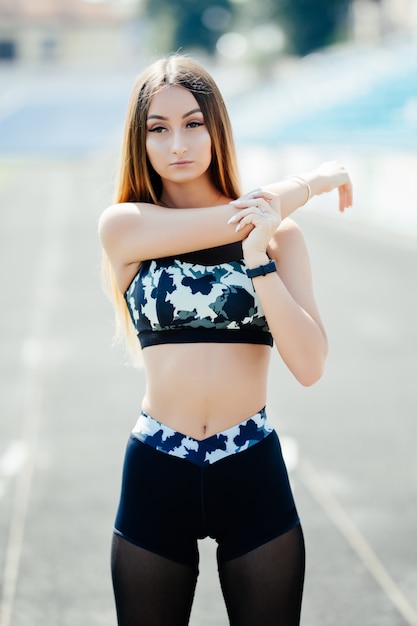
229, 200, 241, 205
235, 224, 241, 232
227, 215, 237, 224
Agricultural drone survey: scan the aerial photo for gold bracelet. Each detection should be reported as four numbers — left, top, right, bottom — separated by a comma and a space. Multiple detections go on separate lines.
287, 175, 312, 206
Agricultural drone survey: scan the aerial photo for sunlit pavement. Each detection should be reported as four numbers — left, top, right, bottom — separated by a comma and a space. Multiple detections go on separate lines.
0, 43, 417, 625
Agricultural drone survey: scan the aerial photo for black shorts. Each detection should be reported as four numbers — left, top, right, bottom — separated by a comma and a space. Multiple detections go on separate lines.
114, 410, 300, 570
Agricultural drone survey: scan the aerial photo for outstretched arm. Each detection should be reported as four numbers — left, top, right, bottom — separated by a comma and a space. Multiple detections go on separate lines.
99, 161, 352, 279
235, 161, 352, 219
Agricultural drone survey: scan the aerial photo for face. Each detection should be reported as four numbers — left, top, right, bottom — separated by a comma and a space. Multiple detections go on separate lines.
145, 85, 212, 185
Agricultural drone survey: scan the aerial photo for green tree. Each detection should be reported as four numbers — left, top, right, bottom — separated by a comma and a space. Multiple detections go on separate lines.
272, 0, 351, 56
142, 0, 352, 59
144, 0, 235, 55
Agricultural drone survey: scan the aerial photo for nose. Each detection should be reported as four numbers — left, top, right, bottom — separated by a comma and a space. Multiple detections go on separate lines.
171, 130, 187, 156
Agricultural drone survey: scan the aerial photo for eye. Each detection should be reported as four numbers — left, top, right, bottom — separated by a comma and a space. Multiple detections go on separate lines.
148, 125, 167, 133
187, 121, 204, 129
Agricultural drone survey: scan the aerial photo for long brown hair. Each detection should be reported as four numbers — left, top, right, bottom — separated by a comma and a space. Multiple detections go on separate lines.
102, 54, 241, 365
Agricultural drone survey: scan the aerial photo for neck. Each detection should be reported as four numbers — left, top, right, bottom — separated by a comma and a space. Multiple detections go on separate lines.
159, 179, 228, 209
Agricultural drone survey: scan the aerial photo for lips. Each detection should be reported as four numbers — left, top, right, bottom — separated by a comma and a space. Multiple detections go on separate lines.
170, 160, 193, 166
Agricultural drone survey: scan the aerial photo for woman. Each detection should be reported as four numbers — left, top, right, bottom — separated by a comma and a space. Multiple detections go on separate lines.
99, 54, 352, 626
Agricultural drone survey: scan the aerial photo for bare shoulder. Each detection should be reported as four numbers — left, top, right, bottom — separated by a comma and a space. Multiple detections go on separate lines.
98, 202, 140, 245
269, 217, 307, 256
100, 201, 140, 220
98, 202, 156, 268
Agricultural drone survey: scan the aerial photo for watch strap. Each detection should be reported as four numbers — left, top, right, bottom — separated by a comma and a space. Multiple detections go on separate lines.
246, 259, 277, 278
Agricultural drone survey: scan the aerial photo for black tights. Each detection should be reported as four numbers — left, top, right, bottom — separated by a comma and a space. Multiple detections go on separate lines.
111, 525, 305, 626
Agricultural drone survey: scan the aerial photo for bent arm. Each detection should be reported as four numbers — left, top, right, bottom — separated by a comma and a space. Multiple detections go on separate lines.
246, 220, 328, 386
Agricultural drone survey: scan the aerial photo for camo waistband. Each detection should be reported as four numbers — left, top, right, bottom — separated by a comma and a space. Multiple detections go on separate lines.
131, 407, 273, 467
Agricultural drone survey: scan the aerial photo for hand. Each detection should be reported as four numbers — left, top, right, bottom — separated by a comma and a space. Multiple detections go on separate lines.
313, 161, 353, 212
228, 191, 281, 257
233, 188, 281, 214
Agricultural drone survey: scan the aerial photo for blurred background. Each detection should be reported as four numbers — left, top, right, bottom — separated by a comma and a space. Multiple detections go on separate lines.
0, 1, 416, 625
1, 0, 417, 232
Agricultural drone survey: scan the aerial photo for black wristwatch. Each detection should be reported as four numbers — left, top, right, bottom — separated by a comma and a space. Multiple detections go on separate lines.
246, 259, 277, 278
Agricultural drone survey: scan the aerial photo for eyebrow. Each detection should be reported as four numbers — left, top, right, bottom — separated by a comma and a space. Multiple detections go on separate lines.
147, 108, 202, 121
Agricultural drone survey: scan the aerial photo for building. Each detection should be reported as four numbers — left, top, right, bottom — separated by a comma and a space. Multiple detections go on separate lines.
0, 0, 140, 63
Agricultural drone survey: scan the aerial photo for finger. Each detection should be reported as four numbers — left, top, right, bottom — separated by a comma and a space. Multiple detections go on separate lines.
338, 187, 345, 212
228, 209, 264, 227
236, 210, 280, 232
229, 198, 270, 212
347, 181, 353, 207
236, 214, 264, 231
227, 207, 258, 224
338, 184, 352, 212
249, 190, 275, 202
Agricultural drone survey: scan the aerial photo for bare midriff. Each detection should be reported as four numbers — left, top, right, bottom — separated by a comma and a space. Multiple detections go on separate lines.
141, 342, 271, 440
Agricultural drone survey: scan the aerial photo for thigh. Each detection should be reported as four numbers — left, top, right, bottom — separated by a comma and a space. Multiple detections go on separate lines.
218, 525, 305, 626
112, 534, 198, 626
114, 435, 203, 568
207, 431, 300, 563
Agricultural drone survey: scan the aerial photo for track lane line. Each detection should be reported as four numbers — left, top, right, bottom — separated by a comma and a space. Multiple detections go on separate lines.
0, 166, 70, 626
298, 457, 417, 626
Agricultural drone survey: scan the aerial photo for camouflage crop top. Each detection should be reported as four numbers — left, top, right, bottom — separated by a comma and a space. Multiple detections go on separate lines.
124, 242, 273, 349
